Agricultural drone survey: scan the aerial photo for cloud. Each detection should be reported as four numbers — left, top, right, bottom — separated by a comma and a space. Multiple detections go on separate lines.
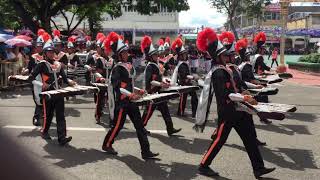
179, 0, 227, 28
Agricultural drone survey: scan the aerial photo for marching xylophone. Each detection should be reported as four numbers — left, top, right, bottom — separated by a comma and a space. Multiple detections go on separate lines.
160, 85, 200, 94
278, 72, 293, 79
132, 92, 180, 106
90, 83, 108, 91
8, 75, 29, 83
40, 85, 98, 99
236, 102, 297, 120
255, 74, 283, 84
67, 67, 87, 78
249, 87, 279, 96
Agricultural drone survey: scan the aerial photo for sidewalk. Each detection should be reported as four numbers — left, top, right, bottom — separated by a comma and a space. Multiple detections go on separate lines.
287, 68, 320, 86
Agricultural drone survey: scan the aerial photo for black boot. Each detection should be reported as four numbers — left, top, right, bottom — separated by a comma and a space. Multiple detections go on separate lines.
143, 128, 151, 135
167, 128, 182, 136
254, 167, 276, 179
256, 138, 267, 146
102, 146, 118, 155
41, 133, 52, 140
58, 136, 72, 146
165, 119, 181, 136
141, 151, 159, 159
95, 115, 101, 124
33, 118, 41, 126
260, 118, 272, 124
198, 165, 219, 177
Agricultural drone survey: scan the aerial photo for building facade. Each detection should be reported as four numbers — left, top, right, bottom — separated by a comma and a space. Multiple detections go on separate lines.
231, 2, 282, 47
52, 2, 184, 45
230, 2, 320, 50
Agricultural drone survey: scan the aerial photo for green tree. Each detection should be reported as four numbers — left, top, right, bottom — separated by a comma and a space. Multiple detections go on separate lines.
244, 0, 271, 29
0, 0, 22, 31
208, 0, 242, 40
0, 0, 189, 34
208, 0, 271, 40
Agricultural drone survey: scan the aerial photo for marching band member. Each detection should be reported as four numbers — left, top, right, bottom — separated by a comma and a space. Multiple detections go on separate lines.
189, 45, 199, 73
52, 30, 68, 67
22, 29, 47, 126
84, 33, 105, 84
91, 37, 108, 124
219, 31, 236, 64
195, 28, 275, 178
171, 38, 198, 118
222, 32, 267, 146
161, 37, 176, 76
252, 32, 272, 75
140, 36, 181, 136
237, 38, 272, 124
85, 35, 93, 53
28, 38, 76, 145
157, 38, 174, 77
75, 36, 86, 53
101, 32, 159, 159
65, 36, 82, 80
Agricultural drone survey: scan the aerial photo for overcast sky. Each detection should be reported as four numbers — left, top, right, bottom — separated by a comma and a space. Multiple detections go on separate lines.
179, 0, 280, 28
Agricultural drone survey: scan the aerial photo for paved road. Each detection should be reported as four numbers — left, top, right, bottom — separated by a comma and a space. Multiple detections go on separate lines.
0, 80, 319, 180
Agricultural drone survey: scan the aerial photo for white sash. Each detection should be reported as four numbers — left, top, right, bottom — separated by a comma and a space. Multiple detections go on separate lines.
170, 61, 189, 86
194, 65, 225, 132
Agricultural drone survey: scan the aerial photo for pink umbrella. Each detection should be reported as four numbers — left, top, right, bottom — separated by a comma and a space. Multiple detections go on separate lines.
5, 38, 32, 47
15, 35, 32, 41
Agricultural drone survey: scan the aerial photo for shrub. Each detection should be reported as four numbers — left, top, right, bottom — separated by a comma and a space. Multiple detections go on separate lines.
298, 53, 320, 63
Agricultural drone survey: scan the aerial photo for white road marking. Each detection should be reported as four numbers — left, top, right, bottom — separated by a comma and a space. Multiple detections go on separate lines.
2, 125, 168, 134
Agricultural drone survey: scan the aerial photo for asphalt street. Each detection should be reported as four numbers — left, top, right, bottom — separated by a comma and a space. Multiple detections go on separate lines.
0, 79, 319, 180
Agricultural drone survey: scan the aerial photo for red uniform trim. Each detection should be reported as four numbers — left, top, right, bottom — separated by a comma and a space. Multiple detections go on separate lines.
201, 122, 225, 165
106, 108, 124, 147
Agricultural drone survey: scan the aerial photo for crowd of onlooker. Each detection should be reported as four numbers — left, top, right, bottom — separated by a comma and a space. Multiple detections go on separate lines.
0, 43, 31, 78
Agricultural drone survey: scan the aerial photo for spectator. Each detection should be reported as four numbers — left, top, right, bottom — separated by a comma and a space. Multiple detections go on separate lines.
0, 42, 7, 59
13, 47, 26, 74
5, 45, 16, 60
271, 47, 279, 68
188, 45, 199, 73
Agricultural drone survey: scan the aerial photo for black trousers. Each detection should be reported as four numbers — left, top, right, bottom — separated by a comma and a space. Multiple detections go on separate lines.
31, 89, 42, 122
201, 112, 264, 170
94, 91, 105, 121
33, 105, 42, 121
41, 96, 67, 142
102, 103, 150, 153
142, 102, 174, 132
85, 71, 91, 85
177, 91, 198, 116
244, 113, 258, 138
271, 59, 278, 68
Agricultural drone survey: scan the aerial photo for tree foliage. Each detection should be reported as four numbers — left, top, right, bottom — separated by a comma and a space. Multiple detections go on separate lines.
209, 0, 271, 40
244, 0, 272, 22
0, 0, 22, 30
208, 0, 242, 40
0, 0, 189, 35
